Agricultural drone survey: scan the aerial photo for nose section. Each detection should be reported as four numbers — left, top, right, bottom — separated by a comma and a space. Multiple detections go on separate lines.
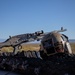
55, 44, 64, 53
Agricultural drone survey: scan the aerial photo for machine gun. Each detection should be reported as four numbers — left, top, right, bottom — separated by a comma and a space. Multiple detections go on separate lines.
0, 27, 68, 54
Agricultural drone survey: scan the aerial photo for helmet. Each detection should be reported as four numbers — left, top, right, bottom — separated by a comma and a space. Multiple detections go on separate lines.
40, 32, 72, 56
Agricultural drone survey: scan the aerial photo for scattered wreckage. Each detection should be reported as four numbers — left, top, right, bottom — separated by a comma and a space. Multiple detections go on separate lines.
0, 27, 75, 75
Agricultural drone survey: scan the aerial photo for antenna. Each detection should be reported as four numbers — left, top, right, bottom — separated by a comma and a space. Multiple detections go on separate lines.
57, 27, 67, 32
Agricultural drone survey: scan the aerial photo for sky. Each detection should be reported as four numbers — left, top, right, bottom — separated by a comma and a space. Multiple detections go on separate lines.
0, 0, 75, 39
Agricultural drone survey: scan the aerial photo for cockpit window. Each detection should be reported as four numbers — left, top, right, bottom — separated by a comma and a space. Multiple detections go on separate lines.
61, 34, 68, 42
42, 39, 56, 54
43, 39, 53, 48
